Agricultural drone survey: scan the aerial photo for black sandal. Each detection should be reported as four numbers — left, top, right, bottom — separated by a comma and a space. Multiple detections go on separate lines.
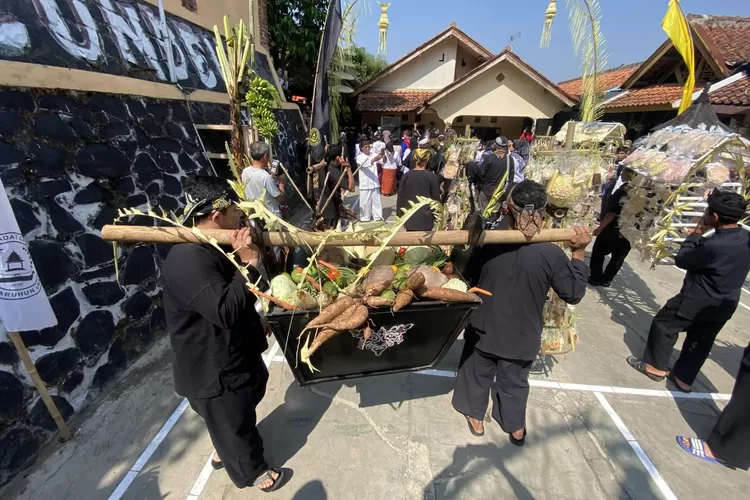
253, 468, 286, 493
509, 428, 527, 447
211, 459, 224, 470
464, 415, 484, 437
667, 373, 692, 393
627, 356, 665, 382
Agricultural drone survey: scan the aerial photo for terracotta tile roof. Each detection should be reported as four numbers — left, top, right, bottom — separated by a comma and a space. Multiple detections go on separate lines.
709, 74, 750, 106
355, 90, 436, 112
604, 84, 684, 109
558, 63, 642, 100
688, 15, 750, 73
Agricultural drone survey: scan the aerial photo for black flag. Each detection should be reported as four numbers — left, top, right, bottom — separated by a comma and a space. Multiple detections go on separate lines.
309, 0, 343, 164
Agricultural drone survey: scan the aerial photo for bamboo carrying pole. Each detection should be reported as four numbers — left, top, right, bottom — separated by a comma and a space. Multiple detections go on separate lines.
101, 225, 577, 247
9, 332, 72, 440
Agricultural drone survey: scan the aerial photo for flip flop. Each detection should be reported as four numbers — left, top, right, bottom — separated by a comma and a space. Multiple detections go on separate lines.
464, 415, 484, 437
253, 468, 286, 493
667, 373, 692, 393
676, 436, 724, 465
626, 356, 665, 381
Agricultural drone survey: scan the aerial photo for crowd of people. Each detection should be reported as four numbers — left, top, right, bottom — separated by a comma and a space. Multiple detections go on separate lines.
155, 131, 750, 495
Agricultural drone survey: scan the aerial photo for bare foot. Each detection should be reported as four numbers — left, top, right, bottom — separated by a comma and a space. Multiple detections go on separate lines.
467, 416, 484, 435
212, 450, 221, 462
679, 437, 721, 461
256, 470, 280, 490
671, 375, 692, 392
644, 362, 668, 377
511, 428, 525, 440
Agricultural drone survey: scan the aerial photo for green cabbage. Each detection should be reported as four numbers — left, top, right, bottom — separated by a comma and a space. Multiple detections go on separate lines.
270, 274, 297, 305
442, 278, 468, 293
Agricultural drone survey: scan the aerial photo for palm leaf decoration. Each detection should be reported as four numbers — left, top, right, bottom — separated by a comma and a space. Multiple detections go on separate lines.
329, 0, 365, 141
540, 0, 608, 123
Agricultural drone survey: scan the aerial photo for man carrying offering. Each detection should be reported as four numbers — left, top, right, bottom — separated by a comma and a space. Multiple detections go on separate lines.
162, 176, 286, 493
453, 180, 590, 445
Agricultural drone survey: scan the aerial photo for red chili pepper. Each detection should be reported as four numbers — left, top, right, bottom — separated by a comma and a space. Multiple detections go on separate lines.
397, 247, 407, 258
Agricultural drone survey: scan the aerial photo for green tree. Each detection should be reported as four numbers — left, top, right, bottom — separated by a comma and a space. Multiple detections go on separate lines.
267, 0, 328, 96
348, 46, 388, 86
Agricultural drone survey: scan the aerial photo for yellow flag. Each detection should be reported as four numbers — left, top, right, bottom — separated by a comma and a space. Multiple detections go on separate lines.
662, 0, 695, 114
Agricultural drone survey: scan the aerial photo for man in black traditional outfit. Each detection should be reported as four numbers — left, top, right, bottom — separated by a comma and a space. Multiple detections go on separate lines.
162, 176, 285, 492
628, 189, 750, 393
677, 340, 750, 469
453, 180, 590, 445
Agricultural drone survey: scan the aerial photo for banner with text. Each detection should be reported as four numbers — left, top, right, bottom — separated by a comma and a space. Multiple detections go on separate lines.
0, 179, 57, 332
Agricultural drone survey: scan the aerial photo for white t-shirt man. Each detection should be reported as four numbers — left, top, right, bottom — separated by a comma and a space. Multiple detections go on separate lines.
357, 144, 384, 221
242, 166, 281, 216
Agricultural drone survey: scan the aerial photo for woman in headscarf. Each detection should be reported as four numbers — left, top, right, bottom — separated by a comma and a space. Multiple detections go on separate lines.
396, 147, 441, 231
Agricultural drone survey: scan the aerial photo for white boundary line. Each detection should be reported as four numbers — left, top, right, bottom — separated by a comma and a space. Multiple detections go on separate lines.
107, 398, 190, 500
183, 341, 280, 500
594, 392, 678, 500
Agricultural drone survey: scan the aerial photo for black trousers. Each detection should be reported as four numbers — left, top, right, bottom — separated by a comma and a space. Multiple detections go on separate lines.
188, 363, 269, 488
452, 339, 533, 433
707, 342, 750, 470
589, 227, 631, 283
642, 296, 726, 385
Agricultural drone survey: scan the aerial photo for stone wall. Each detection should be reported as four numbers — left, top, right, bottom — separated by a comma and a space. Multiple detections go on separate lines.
0, 87, 233, 486
0, 0, 306, 486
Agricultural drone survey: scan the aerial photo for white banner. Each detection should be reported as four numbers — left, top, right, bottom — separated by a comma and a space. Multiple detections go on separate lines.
0, 178, 57, 332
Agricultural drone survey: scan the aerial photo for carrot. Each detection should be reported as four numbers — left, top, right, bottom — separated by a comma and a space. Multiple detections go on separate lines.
364, 296, 394, 308
406, 272, 425, 291
303, 295, 354, 330
248, 288, 300, 311
393, 289, 414, 312
316, 304, 369, 331
468, 287, 493, 296
418, 287, 477, 302
304, 274, 321, 292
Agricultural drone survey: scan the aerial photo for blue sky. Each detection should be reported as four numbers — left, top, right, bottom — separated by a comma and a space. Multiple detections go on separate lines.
353, 0, 749, 83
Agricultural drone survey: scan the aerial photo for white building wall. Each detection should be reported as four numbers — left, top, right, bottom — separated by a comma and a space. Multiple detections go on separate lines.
373, 38, 458, 91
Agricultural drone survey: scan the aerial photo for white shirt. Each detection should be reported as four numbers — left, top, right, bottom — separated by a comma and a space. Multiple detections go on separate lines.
382, 146, 402, 170
242, 166, 281, 216
357, 152, 380, 190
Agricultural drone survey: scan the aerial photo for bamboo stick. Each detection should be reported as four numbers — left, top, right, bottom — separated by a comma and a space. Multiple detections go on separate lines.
9, 332, 72, 440
101, 225, 577, 247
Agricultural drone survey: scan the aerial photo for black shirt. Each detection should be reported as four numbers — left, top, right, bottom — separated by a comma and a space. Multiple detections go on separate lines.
162, 244, 268, 398
468, 241, 589, 360
674, 227, 750, 322
428, 145, 446, 174
396, 169, 441, 231
603, 183, 629, 231
319, 162, 344, 221
478, 153, 516, 198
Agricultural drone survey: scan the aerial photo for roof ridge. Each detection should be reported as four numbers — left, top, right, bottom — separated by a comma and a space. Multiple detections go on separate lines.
351, 25, 493, 97
557, 62, 644, 85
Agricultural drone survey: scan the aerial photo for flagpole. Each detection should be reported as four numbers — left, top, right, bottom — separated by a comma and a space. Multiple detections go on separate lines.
306, 0, 336, 218
9, 332, 72, 441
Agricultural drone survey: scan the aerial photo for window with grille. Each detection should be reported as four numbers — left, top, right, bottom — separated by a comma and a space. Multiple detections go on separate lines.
181, 0, 198, 13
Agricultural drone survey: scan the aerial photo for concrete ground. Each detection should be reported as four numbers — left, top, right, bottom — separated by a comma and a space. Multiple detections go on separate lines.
3, 194, 749, 500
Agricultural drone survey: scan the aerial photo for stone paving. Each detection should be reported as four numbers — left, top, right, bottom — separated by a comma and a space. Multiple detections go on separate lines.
3, 193, 748, 500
